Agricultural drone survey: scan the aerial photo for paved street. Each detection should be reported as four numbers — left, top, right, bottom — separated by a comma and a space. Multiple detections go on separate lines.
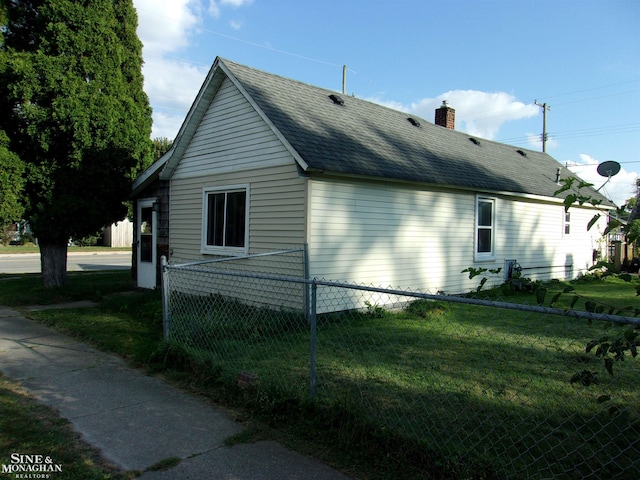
0, 251, 132, 274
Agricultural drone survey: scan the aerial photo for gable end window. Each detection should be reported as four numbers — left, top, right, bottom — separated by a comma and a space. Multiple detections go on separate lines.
475, 196, 496, 261
202, 185, 249, 255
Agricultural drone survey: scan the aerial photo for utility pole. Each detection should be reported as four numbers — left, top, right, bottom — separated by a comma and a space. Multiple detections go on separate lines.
535, 100, 550, 152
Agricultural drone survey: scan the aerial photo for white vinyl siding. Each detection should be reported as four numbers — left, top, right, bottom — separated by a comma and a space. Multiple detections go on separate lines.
309, 177, 607, 295
499, 199, 605, 281
308, 177, 476, 293
171, 165, 306, 262
167, 72, 307, 264
172, 76, 292, 180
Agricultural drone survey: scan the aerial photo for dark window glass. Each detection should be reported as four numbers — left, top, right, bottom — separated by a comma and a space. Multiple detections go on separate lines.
207, 193, 225, 246
206, 191, 246, 248
140, 207, 153, 262
225, 191, 246, 247
140, 236, 152, 262
477, 229, 492, 253
478, 201, 492, 227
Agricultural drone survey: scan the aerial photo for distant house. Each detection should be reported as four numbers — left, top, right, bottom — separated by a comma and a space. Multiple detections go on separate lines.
131, 57, 611, 293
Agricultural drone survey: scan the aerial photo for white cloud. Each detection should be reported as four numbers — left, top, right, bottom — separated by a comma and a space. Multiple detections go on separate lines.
411, 91, 538, 140
363, 96, 406, 112
142, 57, 207, 108
134, 0, 255, 139
208, 1, 221, 17
135, 0, 207, 140
221, 0, 254, 7
566, 154, 637, 207
150, 112, 188, 140
134, 0, 202, 56
208, 0, 253, 18
367, 90, 538, 140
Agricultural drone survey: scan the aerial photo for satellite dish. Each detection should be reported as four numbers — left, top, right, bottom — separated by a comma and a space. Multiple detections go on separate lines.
596, 160, 621, 178
595, 160, 621, 193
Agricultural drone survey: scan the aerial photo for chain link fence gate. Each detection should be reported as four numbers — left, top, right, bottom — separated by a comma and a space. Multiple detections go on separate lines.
161, 249, 640, 479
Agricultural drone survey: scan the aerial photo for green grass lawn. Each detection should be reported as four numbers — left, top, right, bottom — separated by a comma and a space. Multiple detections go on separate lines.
0, 270, 136, 305
2, 271, 639, 479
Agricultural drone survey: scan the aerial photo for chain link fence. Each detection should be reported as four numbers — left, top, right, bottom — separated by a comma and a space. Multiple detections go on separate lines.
161, 249, 640, 479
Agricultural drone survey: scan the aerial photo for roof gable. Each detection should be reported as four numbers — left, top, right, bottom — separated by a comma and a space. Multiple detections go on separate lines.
154, 58, 306, 183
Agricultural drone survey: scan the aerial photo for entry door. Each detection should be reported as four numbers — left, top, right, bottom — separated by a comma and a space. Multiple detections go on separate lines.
137, 200, 157, 289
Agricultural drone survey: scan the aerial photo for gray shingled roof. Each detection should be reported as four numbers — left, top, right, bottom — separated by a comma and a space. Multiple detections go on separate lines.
140, 57, 611, 206
222, 58, 610, 204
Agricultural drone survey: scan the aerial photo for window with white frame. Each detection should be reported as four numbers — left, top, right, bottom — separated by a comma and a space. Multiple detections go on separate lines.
564, 211, 571, 235
202, 185, 248, 254
475, 196, 496, 260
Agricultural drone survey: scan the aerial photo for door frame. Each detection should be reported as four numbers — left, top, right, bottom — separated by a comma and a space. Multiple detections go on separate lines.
137, 198, 157, 289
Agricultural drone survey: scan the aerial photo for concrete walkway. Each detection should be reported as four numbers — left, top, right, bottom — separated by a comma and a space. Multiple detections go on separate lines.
0, 305, 351, 479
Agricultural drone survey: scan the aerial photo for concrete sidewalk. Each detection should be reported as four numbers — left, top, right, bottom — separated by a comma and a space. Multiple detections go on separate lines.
0, 306, 351, 479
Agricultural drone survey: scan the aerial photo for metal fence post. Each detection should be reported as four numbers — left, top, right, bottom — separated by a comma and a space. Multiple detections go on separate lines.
309, 280, 317, 399
161, 255, 170, 339
304, 243, 310, 323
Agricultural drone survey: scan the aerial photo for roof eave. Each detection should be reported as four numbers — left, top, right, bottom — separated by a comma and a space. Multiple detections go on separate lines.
306, 169, 616, 209
131, 149, 172, 198
158, 58, 227, 181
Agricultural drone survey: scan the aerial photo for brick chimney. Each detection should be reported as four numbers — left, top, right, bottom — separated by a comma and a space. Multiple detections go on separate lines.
435, 100, 455, 129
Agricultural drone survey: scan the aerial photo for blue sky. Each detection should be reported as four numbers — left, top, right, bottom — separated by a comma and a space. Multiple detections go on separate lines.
133, 0, 639, 206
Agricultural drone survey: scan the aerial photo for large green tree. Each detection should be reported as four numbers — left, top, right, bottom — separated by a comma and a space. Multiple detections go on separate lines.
0, 0, 153, 286
0, 129, 25, 244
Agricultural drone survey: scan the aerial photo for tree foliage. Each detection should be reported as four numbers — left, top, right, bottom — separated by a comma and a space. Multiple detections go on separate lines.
0, 0, 153, 286
152, 137, 173, 160
0, 129, 25, 225
553, 176, 639, 383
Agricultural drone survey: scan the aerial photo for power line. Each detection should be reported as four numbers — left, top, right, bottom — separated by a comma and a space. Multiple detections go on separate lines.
552, 89, 640, 107
497, 123, 640, 144
136, 8, 344, 69
537, 78, 640, 101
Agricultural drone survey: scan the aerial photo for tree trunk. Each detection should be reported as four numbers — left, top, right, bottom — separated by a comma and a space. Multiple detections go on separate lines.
40, 241, 69, 288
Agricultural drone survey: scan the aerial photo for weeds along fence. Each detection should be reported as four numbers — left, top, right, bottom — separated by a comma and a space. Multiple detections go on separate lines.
161, 250, 640, 479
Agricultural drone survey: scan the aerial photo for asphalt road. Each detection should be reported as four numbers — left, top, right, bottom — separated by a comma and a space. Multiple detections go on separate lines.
0, 251, 132, 274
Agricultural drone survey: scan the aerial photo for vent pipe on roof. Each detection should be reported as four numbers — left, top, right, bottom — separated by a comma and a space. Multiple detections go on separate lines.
435, 100, 455, 130
342, 65, 347, 95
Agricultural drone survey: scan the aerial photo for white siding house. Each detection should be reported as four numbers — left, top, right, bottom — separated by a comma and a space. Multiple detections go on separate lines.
132, 57, 611, 299
307, 177, 605, 293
